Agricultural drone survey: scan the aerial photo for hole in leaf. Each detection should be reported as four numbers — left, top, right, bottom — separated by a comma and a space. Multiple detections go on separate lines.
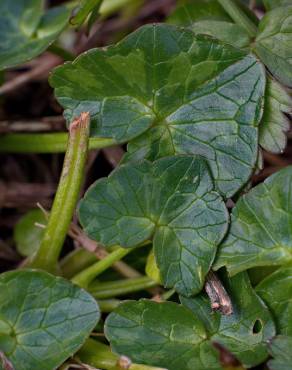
252, 319, 263, 334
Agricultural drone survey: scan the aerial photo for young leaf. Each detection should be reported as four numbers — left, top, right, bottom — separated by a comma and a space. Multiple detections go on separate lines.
0, 0, 70, 70
256, 267, 292, 336
214, 166, 292, 275
105, 300, 222, 370
50, 23, 266, 197
259, 77, 291, 153
0, 269, 100, 370
70, 0, 102, 28
78, 155, 228, 296
254, 6, 292, 87
180, 272, 276, 368
267, 335, 292, 370
13, 209, 46, 257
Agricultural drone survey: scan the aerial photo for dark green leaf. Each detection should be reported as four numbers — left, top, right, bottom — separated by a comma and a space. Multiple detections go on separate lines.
105, 300, 222, 370
259, 77, 291, 153
214, 166, 292, 275
0, 269, 99, 370
13, 209, 46, 257
0, 0, 70, 70
267, 335, 292, 370
79, 155, 228, 296
256, 267, 292, 335
51, 24, 266, 197
181, 272, 276, 368
254, 6, 292, 87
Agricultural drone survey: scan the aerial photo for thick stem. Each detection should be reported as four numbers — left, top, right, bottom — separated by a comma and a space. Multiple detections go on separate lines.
30, 113, 90, 272
0, 132, 115, 153
205, 271, 233, 315
71, 248, 132, 288
89, 276, 157, 299
98, 299, 122, 312
217, 0, 257, 37
77, 339, 167, 370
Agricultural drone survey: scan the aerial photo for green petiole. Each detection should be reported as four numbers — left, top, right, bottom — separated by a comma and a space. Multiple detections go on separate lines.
30, 113, 91, 272
0, 132, 115, 153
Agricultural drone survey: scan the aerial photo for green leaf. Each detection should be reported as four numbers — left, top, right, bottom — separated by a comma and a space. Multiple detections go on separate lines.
78, 155, 228, 296
214, 166, 292, 275
105, 300, 223, 370
13, 209, 46, 257
145, 249, 162, 284
259, 77, 292, 153
0, 269, 100, 370
180, 272, 276, 368
256, 267, 292, 336
0, 0, 70, 70
254, 6, 292, 87
167, 0, 232, 25
263, 0, 292, 10
70, 0, 102, 28
50, 24, 266, 198
190, 20, 251, 48
267, 335, 292, 370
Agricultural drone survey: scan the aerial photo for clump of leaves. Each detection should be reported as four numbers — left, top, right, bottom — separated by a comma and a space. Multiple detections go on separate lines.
0, 0, 292, 369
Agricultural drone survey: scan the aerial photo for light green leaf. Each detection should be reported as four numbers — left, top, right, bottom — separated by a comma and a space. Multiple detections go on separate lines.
13, 209, 46, 257
105, 300, 223, 370
180, 272, 276, 368
145, 249, 162, 284
0, 0, 70, 70
267, 335, 292, 370
70, 0, 102, 28
256, 267, 292, 336
51, 24, 266, 198
78, 155, 228, 296
254, 6, 292, 87
0, 269, 100, 370
263, 0, 292, 10
259, 77, 291, 153
214, 166, 292, 275
167, 0, 232, 24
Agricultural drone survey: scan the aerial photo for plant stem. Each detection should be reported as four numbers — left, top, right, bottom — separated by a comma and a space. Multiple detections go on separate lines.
89, 276, 156, 299
217, 0, 257, 37
30, 113, 91, 272
71, 248, 132, 288
98, 299, 122, 312
77, 339, 167, 370
60, 249, 97, 278
0, 132, 115, 153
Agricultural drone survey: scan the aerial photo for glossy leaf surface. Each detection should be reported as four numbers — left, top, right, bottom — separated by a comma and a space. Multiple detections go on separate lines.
254, 6, 292, 87
0, 270, 100, 370
267, 336, 292, 370
79, 155, 228, 296
214, 166, 292, 275
181, 272, 276, 367
259, 77, 291, 153
51, 24, 266, 197
256, 267, 292, 336
0, 0, 70, 70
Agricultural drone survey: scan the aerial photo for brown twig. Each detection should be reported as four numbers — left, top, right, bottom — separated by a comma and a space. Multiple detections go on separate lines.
0, 54, 62, 96
0, 116, 65, 133
205, 271, 233, 315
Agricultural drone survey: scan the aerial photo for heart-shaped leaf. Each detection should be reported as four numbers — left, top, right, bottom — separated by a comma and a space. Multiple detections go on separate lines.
267, 335, 292, 370
256, 267, 292, 336
0, 0, 70, 70
0, 269, 100, 370
254, 6, 292, 87
105, 273, 275, 370
180, 272, 276, 368
50, 23, 265, 197
259, 77, 291, 154
78, 155, 228, 296
214, 166, 292, 275
105, 300, 222, 370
